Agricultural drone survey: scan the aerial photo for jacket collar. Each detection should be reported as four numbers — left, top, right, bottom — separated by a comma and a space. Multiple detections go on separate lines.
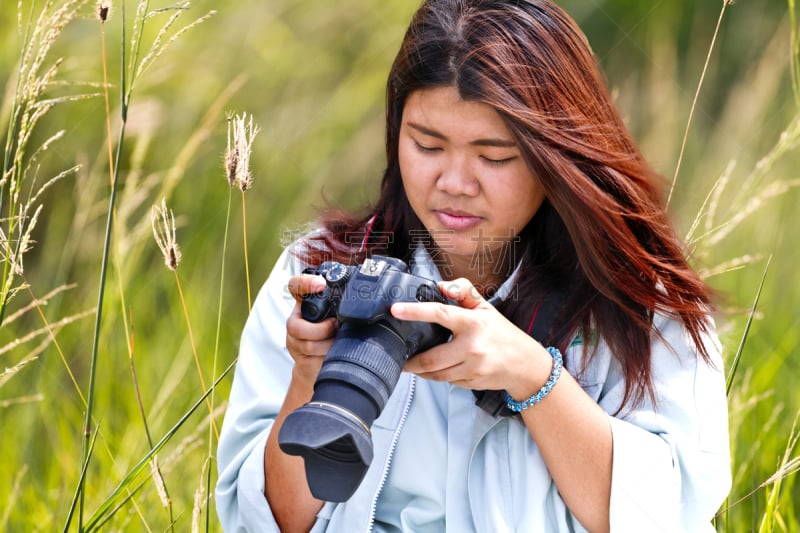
407, 244, 521, 307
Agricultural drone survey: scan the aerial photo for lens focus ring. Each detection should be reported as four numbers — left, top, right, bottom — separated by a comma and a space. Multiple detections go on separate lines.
319, 326, 406, 401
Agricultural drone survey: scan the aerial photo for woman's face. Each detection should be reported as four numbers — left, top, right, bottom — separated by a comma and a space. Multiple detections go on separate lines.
399, 86, 545, 278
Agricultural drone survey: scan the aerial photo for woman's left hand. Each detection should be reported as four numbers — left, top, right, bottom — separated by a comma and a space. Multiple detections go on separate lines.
391, 278, 552, 398
394, 279, 613, 533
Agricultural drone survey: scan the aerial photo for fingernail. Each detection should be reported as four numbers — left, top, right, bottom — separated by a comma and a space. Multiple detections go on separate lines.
392, 303, 405, 315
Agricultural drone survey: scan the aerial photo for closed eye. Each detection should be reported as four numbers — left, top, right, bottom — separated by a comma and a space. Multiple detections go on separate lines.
413, 139, 441, 153
481, 155, 516, 166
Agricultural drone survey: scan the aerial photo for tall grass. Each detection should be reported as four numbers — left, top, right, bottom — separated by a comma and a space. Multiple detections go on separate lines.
601, 0, 800, 528
0, 0, 797, 531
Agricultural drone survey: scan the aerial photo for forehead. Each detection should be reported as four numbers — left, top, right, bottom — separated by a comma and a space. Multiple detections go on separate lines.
403, 86, 512, 139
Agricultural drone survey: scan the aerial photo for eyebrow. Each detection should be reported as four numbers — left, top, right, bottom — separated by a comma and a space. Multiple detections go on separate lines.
407, 122, 517, 148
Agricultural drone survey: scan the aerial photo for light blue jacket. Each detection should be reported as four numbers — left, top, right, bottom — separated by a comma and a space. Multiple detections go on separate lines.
216, 245, 731, 532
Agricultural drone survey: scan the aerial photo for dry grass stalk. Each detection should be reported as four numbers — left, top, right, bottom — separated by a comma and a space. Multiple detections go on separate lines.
0, 394, 44, 408
762, 456, 800, 488
0, 464, 28, 527
151, 198, 221, 440
191, 458, 211, 533
0, 329, 78, 388
224, 110, 260, 308
2, 194, 46, 308
191, 480, 204, 533
149, 455, 171, 508
707, 178, 800, 246
134, 5, 217, 86
1, 0, 91, 325
684, 160, 734, 245
1, 357, 37, 383
0, 307, 94, 357
698, 254, 764, 280
165, 403, 226, 468
668, 0, 734, 206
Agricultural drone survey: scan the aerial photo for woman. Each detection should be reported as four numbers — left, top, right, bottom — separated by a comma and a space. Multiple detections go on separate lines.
216, 1, 732, 531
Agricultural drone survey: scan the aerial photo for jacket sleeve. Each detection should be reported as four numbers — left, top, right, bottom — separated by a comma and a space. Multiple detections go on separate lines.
600, 315, 731, 532
215, 247, 300, 532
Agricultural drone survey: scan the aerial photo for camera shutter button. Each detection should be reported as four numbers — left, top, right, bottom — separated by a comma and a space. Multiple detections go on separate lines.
415, 284, 441, 303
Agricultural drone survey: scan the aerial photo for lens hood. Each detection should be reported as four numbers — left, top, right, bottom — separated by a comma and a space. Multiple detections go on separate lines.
278, 402, 374, 502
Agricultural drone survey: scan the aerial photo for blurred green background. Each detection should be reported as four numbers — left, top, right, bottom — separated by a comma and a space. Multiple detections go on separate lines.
0, 0, 797, 531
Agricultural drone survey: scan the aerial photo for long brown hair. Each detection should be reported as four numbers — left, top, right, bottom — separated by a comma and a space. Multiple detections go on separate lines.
298, 0, 714, 410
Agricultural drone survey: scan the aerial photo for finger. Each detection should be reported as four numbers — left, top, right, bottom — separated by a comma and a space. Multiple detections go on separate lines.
287, 274, 327, 301
405, 347, 461, 375
286, 310, 336, 359
408, 348, 485, 388
409, 358, 470, 384
390, 300, 463, 329
417, 373, 476, 389
286, 306, 338, 341
390, 279, 490, 329
436, 278, 487, 310
287, 336, 334, 359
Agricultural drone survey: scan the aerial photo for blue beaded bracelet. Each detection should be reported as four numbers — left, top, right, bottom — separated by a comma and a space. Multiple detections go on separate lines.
502, 346, 563, 413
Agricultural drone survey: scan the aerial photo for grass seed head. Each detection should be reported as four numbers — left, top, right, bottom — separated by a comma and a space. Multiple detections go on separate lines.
97, 1, 111, 21
149, 456, 171, 508
191, 482, 204, 533
151, 198, 182, 271
224, 116, 238, 188
225, 112, 259, 191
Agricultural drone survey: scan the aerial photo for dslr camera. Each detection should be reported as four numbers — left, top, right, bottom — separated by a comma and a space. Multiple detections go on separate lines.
278, 255, 451, 502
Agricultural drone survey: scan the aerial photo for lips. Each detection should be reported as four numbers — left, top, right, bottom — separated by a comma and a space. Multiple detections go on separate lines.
434, 209, 483, 231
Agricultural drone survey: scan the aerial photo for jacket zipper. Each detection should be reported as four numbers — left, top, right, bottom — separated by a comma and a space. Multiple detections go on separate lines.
367, 374, 416, 531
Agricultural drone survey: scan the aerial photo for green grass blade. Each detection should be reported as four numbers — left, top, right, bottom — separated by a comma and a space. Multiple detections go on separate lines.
89, 470, 186, 532
726, 256, 772, 395
82, 359, 236, 532
79, 3, 129, 527
790, 0, 799, 105
62, 423, 100, 532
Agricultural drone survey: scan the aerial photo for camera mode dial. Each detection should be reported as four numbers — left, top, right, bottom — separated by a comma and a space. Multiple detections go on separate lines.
324, 262, 351, 286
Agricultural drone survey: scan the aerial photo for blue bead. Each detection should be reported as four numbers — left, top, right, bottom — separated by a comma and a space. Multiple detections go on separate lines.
503, 346, 564, 412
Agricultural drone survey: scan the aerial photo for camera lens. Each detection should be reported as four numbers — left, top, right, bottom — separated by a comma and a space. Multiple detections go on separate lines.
284, 256, 451, 502
278, 321, 408, 502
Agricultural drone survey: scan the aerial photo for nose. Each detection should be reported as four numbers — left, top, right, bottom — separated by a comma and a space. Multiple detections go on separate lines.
436, 156, 480, 197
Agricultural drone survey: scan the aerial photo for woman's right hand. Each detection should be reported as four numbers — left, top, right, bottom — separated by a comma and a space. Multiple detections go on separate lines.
285, 273, 339, 390
265, 273, 336, 530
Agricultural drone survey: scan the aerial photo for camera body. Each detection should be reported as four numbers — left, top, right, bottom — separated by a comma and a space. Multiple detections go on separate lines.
301, 255, 449, 353
278, 255, 451, 502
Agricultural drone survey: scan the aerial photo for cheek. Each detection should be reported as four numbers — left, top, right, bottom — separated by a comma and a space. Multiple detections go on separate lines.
520, 188, 546, 226
398, 141, 413, 182
493, 174, 546, 224
398, 141, 430, 195
525, 187, 546, 213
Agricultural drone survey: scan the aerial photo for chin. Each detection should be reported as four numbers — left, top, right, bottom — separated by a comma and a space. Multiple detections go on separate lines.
430, 239, 480, 262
